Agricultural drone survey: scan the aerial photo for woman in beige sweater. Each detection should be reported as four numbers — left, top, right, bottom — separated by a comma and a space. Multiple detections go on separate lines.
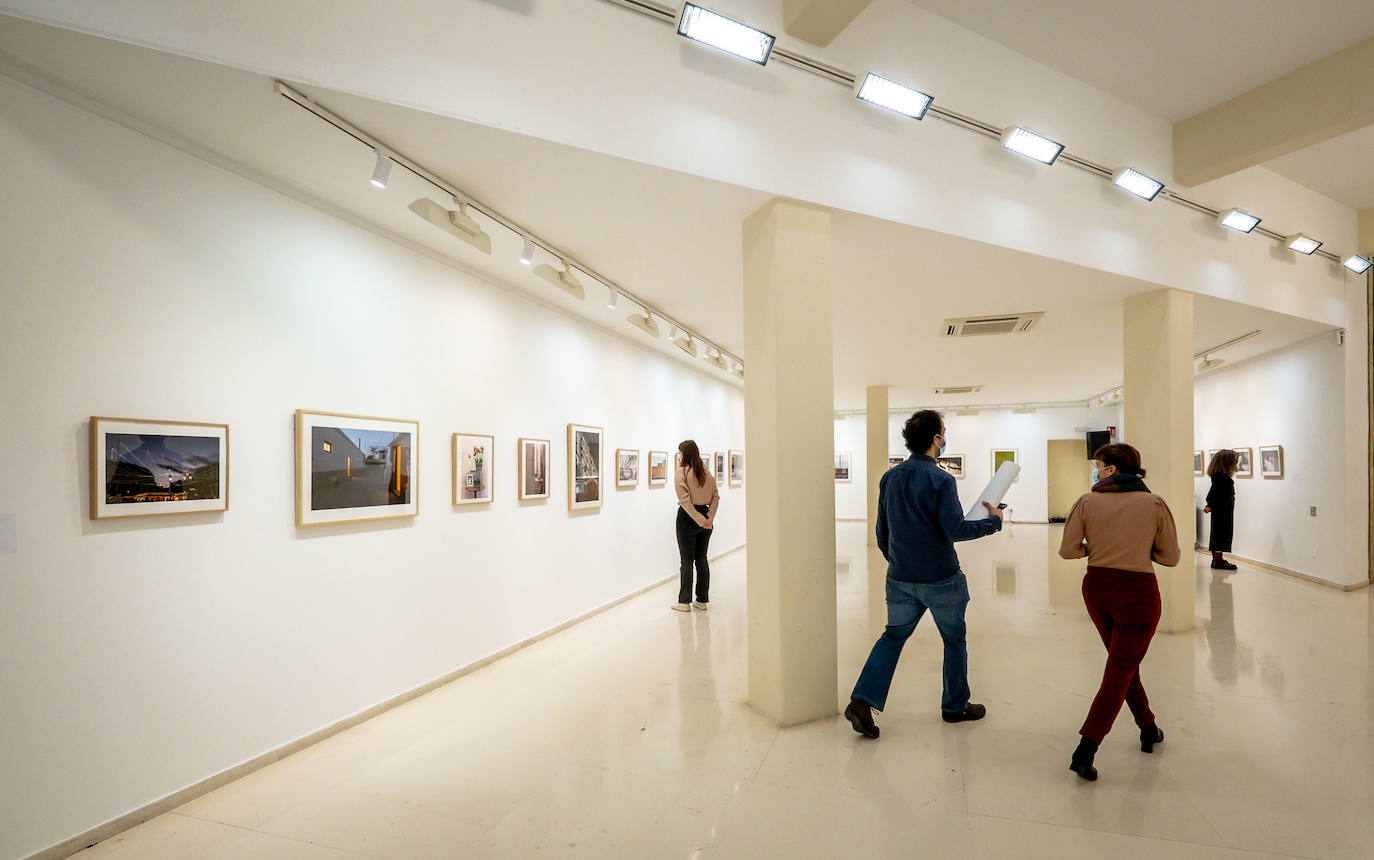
1058, 443, 1180, 781
673, 440, 719, 612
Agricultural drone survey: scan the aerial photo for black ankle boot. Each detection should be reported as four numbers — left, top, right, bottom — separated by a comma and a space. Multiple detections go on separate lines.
1140, 723, 1164, 753
1069, 736, 1098, 781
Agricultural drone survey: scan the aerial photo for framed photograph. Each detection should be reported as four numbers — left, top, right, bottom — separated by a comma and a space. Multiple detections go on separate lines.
887, 456, 905, 471
616, 448, 640, 488
648, 451, 669, 487
518, 437, 551, 500
1193, 450, 1204, 476
834, 451, 852, 482
936, 455, 965, 479
568, 423, 603, 510
1234, 447, 1253, 478
453, 433, 493, 505
1207, 449, 1221, 469
1259, 445, 1283, 479
728, 450, 744, 487
296, 410, 417, 526
992, 449, 1018, 480
715, 451, 726, 484
91, 417, 228, 519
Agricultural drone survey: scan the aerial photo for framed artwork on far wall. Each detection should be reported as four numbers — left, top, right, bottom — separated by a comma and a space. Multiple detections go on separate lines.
1207, 449, 1221, 470
936, 455, 965, 479
1193, 450, 1204, 476
834, 451, 852, 482
616, 448, 640, 488
518, 437, 551, 501
1234, 447, 1253, 478
568, 423, 603, 510
1259, 445, 1284, 478
453, 433, 493, 505
90, 417, 228, 519
715, 451, 726, 484
296, 410, 417, 526
728, 450, 744, 487
648, 451, 669, 487
992, 449, 1018, 480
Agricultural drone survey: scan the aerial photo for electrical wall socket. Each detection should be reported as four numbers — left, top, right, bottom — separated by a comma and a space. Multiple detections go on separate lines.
1309, 506, 1317, 517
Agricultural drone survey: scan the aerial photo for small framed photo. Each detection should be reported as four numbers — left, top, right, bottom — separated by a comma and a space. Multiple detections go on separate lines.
715, 451, 726, 484
887, 456, 905, 471
1207, 449, 1221, 469
296, 410, 417, 526
453, 433, 493, 505
1193, 450, 1204, 476
1258, 445, 1283, 479
91, 417, 228, 519
992, 449, 1018, 480
834, 451, 852, 482
518, 437, 551, 500
616, 448, 640, 488
937, 455, 965, 479
728, 450, 744, 487
568, 423, 603, 511
1234, 447, 1253, 478
648, 451, 669, 487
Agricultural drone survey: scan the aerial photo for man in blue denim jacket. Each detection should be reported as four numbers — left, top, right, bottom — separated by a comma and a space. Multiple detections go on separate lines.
845, 410, 1003, 739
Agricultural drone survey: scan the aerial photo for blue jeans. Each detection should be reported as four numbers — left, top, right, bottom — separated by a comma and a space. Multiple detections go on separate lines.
851, 572, 971, 713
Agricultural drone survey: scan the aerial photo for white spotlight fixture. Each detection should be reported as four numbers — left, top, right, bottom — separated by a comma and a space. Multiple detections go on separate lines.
1111, 167, 1163, 201
531, 259, 586, 301
673, 331, 698, 357
407, 198, 492, 255
1000, 126, 1064, 165
369, 149, 392, 189
676, 3, 775, 65
626, 309, 660, 338
705, 348, 728, 370
1217, 208, 1260, 233
1197, 354, 1225, 371
519, 238, 535, 266
1343, 254, 1372, 275
1285, 234, 1322, 255
606, 288, 619, 309
855, 72, 933, 120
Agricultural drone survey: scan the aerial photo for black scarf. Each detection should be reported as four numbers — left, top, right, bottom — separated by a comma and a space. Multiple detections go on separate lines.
1092, 473, 1150, 494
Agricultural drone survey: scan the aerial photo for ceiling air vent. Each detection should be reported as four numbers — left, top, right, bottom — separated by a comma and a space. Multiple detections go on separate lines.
943, 312, 1044, 337
933, 386, 984, 396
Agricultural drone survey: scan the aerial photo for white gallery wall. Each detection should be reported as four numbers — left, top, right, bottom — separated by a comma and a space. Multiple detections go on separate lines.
1193, 335, 1354, 587
0, 78, 745, 860
834, 405, 1120, 524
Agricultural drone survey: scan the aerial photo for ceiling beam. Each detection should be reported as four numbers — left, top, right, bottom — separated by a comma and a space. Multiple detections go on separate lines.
782, 0, 872, 48
1173, 35, 1374, 187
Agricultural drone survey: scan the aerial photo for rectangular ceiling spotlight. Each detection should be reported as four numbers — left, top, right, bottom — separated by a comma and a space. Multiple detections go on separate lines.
1343, 254, 1373, 274
856, 73, 932, 120
1217, 208, 1260, 233
677, 4, 775, 65
1000, 127, 1064, 165
1111, 167, 1163, 201
1285, 234, 1322, 255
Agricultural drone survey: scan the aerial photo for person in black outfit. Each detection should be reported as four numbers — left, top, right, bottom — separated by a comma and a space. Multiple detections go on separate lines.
1204, 450, 1238, 571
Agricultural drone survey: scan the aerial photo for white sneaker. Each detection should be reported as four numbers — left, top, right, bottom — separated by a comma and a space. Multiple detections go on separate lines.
671, 603, 691, 612
692, 601, 708, 610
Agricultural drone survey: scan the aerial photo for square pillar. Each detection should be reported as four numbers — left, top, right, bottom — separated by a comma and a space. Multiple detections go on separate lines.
865, 385, 889, 546
1123, 289, 1195, 633
742, 198, 838, 726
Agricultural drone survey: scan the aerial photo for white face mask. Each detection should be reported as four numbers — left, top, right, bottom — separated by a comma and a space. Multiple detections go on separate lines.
937, 434, 947, 455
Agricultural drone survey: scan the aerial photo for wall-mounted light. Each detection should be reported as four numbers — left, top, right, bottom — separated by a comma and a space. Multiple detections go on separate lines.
1111, 167, 1163, 201
531, 259, 585, 300
1000, 127, 1064, 165
705, 347, 728, 370
673, 330, 698, 357
627, 308, 660, 338
1343, 254, 1372, 274
1217, 208, 1260, 233
855, 72, 932, 120
370, 149, 392, 189
1286, 234, 1322, 255
676, 3, 774, 65
408, 198, 492, 255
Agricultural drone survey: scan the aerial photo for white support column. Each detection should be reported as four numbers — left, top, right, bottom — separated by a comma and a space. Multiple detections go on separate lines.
1344, 271, 1371, 585
1123, 289, 1195, 633
865, 385, 889, 546
742, 198, 838, 727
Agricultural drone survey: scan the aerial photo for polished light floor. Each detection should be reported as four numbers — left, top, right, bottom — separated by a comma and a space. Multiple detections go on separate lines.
76, 523, 1373, 859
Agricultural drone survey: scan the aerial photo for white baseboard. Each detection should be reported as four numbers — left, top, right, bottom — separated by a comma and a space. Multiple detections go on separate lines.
1193, 546, 1369, 592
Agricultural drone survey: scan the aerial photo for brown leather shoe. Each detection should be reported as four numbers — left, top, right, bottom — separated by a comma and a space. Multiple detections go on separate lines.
844, 698, 879, 738
941, 703, 987, 723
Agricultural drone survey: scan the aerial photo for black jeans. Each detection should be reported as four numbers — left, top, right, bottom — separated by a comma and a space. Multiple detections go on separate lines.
676, 504, 712, 604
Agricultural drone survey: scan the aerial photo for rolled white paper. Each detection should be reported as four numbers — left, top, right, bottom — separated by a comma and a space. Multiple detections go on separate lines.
966, 461, 1021, 520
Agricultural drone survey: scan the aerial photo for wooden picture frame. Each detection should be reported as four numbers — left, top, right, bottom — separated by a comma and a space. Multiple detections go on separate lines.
648, 451, 670, 487
1259, 445, 1284, 479
518, 437, 551, 500
1193, 450, 1204, 476
834, 451, 852, 482
90, 416, 228, 519
453, 433, 494, 505
715, 451, 726, 484
296, 410, 418, 526
728, 449, 744, 488
616, 448, 640, 488
1234, 446, 1253, 478
568, 423, 604, 511
936, 455, 965, 479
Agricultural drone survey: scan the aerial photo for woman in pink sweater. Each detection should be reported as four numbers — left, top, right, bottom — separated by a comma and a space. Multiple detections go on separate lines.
1058, 443, 1180, 781
672, 440, 719, 612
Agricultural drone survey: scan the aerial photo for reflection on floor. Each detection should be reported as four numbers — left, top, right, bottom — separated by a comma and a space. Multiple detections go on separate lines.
76, 523, 1373, 859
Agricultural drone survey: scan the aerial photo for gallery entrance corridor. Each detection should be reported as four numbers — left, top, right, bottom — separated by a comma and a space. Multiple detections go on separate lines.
75, 523, 1372, 859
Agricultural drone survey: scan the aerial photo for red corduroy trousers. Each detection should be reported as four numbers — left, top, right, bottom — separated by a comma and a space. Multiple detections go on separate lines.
1079, 566, 1161, 743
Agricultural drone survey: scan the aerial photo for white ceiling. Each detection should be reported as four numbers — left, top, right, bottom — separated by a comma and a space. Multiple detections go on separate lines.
903, 0, 1374, 123
0, 15, 1337, 410
1264, 124, 1374, 211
